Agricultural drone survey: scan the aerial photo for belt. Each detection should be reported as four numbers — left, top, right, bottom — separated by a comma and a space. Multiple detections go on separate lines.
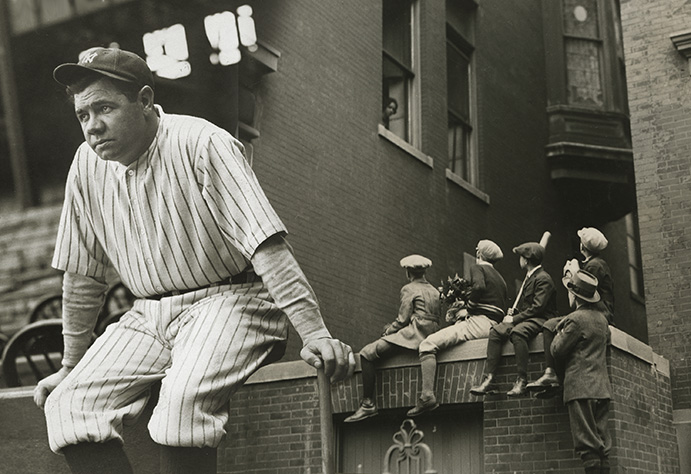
147, 270, 257, 301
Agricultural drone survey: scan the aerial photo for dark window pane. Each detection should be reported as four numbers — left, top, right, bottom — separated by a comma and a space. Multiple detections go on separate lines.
383, 0, 412, 68
447, 42, 470, 121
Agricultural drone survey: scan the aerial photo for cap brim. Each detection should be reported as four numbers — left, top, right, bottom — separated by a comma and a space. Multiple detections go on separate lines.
53, 63, 132, 87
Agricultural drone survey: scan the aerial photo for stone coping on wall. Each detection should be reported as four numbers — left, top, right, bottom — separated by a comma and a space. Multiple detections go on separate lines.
0, 326, 667, 395
243, 325, 669, 385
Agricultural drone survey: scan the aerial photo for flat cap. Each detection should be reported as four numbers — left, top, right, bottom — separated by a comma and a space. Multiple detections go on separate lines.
512, 242, 544, 263
578, 227, 608, 253
400, 254, 432, 269
477, 239, 503, 262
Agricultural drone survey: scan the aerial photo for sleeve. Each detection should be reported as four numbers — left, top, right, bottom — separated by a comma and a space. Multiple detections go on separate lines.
550, 317, 581, 361
513, 274, 555, 324
395, 285, 416, 326
52, 157, 110, 279
60, 271, 109, 368
250, 234, 331, 344
467, 265, 487, 303
199, 132, 287, 260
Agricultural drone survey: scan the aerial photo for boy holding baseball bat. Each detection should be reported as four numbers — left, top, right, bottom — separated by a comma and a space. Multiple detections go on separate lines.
470, 234, 558, 397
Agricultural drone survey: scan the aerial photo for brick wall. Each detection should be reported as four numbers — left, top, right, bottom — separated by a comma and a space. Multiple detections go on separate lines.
219, 327, 677, 474
0, 327, 677, 473
619, 0, 691, 412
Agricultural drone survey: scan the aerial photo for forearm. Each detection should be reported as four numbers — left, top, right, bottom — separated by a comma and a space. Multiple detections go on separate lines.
61, 271, 108, 368
251, 235, 331, 344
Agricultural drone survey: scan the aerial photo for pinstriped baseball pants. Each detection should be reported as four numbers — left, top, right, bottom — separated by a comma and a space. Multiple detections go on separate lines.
44, 282, 288, 453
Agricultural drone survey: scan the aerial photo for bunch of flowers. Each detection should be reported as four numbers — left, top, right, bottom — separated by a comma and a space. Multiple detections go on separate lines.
438, 274, 472, 306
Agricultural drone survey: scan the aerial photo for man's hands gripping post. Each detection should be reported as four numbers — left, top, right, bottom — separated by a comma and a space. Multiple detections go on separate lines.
300, 337, 355, 383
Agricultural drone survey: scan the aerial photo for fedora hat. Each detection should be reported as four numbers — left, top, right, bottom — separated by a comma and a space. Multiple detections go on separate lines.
562, 269, 600, 303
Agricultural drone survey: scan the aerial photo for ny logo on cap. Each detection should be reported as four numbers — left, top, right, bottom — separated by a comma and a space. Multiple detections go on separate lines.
80, 51, 99, 64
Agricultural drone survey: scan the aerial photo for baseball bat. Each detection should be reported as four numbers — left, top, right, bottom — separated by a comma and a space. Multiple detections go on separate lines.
317, 368, 335, 474
539, 231, 551, 249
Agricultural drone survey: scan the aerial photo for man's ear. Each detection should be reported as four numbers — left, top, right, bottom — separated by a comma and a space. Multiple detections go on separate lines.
138, 85, 155, 110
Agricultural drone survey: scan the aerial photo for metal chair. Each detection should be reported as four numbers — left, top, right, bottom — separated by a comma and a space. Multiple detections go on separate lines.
28, 294, 63, 322
1, 319, 64, 387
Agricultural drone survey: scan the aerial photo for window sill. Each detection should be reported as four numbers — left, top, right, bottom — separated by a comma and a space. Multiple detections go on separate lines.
378, 124, 433, 168
445, 169, 490, 204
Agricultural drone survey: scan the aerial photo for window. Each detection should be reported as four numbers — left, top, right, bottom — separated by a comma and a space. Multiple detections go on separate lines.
562, 0, 611, 108
625, 212, 645, 299
382, 0, 419, 145
446, 0, 477, 185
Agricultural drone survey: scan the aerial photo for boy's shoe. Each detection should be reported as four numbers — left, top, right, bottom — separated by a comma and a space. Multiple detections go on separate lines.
506, 377, 528, 397
470, 374, 497, 396
344, 398, 378, 423
526, 370, 560, 391
406, 393, 439, 417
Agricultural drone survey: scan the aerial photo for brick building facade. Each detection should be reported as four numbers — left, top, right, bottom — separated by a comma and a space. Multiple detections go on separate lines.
619, 0, 691, 471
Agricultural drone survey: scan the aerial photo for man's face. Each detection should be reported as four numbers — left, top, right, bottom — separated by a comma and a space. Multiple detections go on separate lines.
73, 78, 149, 166
519, 255, 528, 270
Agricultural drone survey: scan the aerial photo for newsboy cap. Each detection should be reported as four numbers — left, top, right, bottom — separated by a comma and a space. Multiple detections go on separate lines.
577, 227, 608, 253
477, 240, 503, 262
400, 255, 432, 269
512, 242, 544, 263
54, 47, 154, 89
562, 269, 601, 303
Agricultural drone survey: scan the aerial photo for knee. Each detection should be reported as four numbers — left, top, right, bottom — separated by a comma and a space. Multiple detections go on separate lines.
418, 339, 438, 356
510, 333, 528, 347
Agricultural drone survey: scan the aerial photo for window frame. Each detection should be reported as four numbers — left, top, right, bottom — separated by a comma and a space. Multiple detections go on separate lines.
445, 1, 480, 194
381, 0, 421, 148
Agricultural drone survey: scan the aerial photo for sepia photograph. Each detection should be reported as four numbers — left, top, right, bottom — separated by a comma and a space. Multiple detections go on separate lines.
0, 0, 689, 473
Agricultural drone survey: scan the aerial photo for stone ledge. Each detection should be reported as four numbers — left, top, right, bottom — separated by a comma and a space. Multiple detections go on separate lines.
243, 324, 669, 384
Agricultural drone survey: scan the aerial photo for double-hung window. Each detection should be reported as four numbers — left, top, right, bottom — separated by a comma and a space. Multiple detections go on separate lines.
382, 0, 419, 145
446, 0, 477, 185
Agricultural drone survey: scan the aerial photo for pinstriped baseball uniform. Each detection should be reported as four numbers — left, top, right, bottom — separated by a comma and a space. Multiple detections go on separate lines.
45, 106, 292, 451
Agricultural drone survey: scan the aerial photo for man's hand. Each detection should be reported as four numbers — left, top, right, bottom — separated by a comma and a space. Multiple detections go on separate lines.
502, 315, 514, 324
300, 338, 355, 383
34, 366, 72, 409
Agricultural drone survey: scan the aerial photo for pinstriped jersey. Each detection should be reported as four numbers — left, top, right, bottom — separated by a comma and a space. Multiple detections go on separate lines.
52, 106, 286, 298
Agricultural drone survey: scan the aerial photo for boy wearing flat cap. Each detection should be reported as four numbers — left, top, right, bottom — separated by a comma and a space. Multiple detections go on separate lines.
407, 240, 508, 416
552, 270, 612, 474
470, 241, 558, 397
528, 227, 614, 397
345, 255, 441, 422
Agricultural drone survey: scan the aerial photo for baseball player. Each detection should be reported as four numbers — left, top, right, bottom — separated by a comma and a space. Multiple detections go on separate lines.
344, 255, 441, 422
33, 47, 355, 474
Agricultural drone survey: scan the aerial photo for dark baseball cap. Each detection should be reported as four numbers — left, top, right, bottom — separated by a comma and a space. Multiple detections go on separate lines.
53, 47, 154, 88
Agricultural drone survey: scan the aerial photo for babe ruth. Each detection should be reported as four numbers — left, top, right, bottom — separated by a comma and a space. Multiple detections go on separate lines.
34, 47, 355, 474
